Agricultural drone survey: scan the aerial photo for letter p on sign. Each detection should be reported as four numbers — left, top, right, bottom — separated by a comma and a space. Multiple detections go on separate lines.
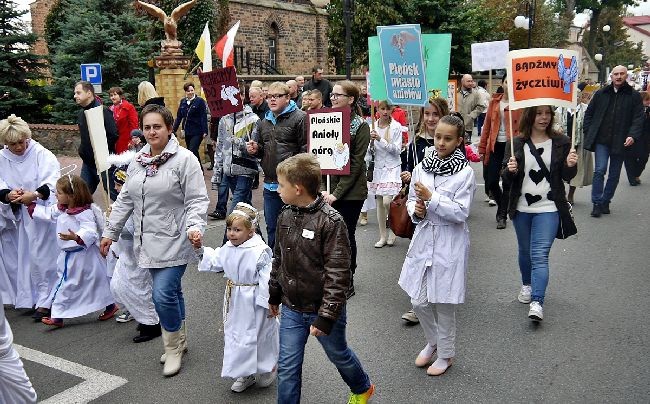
80, 63, 103, 93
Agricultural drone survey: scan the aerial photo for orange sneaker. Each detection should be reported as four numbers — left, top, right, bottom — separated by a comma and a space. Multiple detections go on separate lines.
41, 317, 64, 328
347, 384, 375, 404
98, 304, 119, 321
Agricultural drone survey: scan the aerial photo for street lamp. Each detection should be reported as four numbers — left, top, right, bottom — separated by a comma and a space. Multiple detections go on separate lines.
311, 0, 354, 80
597, 25, 612, 84
513, 0, 536, 48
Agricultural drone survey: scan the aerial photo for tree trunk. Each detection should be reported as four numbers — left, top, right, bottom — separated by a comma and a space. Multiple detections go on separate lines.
215, 0, 230, 37
587, 8, 602, 57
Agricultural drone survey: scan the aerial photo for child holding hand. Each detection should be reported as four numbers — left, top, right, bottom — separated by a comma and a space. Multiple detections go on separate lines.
399, 115, 476, 376
198, 202, 278, 393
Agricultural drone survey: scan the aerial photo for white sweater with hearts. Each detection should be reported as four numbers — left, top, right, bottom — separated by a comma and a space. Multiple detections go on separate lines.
516, 138, 557, 213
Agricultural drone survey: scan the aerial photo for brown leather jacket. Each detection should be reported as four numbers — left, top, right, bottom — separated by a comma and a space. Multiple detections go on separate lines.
268, 196, 350, 335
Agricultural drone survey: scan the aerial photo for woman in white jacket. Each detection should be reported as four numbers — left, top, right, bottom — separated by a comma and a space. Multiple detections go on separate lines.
368, 100, 403, 247
100, 105, 209, 377
398, 115, 476, 376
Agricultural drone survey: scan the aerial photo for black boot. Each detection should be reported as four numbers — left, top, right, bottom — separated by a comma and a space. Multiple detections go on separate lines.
133, 323, 162, 343
496, 217, 507, 229
590, 204, 602, 217
601, 203, 610, 214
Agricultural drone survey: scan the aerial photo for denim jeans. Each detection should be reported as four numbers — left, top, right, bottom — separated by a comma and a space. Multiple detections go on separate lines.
80, 163, 117, 201
149, 264, 186, 332
215, 175, 253, 215
592, 143, 624, 205
277, 307, 371, 404
263, 187, 285, 250
512, 211, 559, 305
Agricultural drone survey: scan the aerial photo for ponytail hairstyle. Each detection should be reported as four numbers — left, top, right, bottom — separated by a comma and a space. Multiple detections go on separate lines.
439, 112, 467, 156
334, 80, 363, 117
56, 175, 93, 208
226, 202, 259, 232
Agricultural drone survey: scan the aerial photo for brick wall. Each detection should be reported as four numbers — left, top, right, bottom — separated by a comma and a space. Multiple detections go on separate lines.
30, 0, 57, 56
29, 124, 80, 156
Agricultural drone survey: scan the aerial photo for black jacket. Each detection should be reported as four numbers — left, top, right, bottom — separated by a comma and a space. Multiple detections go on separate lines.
77, 99, 118, 169
250, 100, 269, 120
583, 82, 643, 155
172, 96, 208, 138
502, 135, 577, 219
304, 78, 334, 107
268, 196, 350, 335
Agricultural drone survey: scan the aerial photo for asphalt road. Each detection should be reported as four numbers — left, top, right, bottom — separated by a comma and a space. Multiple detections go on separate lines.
6, 161, 650, 403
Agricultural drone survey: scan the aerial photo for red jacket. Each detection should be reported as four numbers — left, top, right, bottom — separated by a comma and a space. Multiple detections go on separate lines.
110, 99, 139, 153
478, 93, 521, 165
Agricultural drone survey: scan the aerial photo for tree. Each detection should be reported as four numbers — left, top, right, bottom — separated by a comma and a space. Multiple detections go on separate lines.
0, 0, 48, 120
46, 0, 157, 124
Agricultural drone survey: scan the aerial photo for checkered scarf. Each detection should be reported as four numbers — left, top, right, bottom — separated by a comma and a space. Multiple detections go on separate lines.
421, 148, 468, 176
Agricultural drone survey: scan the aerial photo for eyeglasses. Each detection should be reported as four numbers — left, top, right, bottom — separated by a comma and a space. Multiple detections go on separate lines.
268, 93, 288, 100
330, 93, 350, 100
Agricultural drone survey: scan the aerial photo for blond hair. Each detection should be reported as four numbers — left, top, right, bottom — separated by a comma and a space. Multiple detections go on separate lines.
276, 153, 321, 198
250, 80, 263, 88
225, 203, 258, 231
0, 114, 31, 144
268, 81, 290, 95
137, 81, 160, 107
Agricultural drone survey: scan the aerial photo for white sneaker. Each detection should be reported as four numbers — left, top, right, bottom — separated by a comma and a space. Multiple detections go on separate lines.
517, 285, 532, 304
256, 369, 276, 388
484, 196, 491, 203
401, 310, 419, 323
231, 375, 256, 392
374, 239, 386, 248
528, 301, 543, 321
115, 310, 134, 323
488, 199, 497, 206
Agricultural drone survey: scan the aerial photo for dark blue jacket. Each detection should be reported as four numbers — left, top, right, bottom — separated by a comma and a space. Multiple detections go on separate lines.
172, 96, 208, 138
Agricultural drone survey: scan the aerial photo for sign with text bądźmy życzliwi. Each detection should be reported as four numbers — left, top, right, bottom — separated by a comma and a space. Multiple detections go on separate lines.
198, 66, 243, 118
376, 24, 428, 107
307, 107, 351, 175
506, 48, 579, 109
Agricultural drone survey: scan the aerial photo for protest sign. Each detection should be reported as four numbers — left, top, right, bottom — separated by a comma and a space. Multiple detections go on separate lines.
307, 107, 351, 175
376, 24, 428, 107
447, 80, 458, 112
506, 48, 579, 109
368, 33, 451, 103
198, 66, 243, 118
471, 40, 509, 72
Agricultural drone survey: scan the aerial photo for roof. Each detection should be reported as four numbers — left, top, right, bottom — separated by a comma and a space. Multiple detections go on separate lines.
623, 16, 650, 37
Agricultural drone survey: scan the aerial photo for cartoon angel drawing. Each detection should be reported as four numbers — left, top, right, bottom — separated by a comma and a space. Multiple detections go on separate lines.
221, 85, 241, 106
391, 31, 417, 56
557, 54, 578, 94
332, 143, 349, 170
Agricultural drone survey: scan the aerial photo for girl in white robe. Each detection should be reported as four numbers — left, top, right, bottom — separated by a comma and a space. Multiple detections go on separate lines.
32, 175, 117, 327
0, 115, 59, 315
398, 114, 476, 377
198, 203, 279, 393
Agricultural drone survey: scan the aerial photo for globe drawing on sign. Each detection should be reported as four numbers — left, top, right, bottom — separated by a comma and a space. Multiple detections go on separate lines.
221, 85, 240, 106
332, 143, 349, 170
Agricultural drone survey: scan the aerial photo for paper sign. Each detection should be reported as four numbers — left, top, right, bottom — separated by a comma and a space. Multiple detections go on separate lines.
506, 48, 580, 109
471, 40, 509, 72
377, 24, 428, 106
198, 66, 243, 118
447, 80, 458, 112
84, 106, 110, 173
307, 107, 351, 175
369, 34, 451, 103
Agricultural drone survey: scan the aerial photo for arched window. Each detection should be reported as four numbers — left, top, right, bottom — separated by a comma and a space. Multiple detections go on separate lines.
268, 22, 279, 68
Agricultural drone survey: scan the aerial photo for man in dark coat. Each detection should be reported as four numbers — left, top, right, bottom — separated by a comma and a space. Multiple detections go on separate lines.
583, 65, 644, 217
303, 66, 333, 108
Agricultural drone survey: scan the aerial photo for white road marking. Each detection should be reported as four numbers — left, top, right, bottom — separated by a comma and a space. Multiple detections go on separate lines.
14, 344, 127, 404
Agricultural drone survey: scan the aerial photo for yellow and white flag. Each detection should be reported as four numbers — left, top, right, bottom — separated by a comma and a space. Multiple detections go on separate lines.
195, 22, 212, 72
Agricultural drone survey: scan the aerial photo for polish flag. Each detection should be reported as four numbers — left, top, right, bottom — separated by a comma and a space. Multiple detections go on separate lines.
214, 21, 240, 68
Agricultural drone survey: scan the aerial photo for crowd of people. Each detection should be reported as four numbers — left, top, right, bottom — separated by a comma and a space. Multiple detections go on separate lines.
1, 63, 649, 403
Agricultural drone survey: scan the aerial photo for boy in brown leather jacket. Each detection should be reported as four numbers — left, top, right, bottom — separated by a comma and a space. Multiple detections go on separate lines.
269, 153, 374, 403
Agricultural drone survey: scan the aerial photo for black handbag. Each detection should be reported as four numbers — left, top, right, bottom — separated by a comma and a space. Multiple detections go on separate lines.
366, 142, 375, 182
525, 139, 577, 239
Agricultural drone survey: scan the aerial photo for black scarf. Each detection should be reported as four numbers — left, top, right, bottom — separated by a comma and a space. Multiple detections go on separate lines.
421, 148, 468, 176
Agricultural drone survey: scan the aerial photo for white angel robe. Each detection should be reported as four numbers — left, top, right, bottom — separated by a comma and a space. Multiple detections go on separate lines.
199, 234, 279, 378
0, 295, 37, 403
399, 165, 476, 304
33, 205, 114, 319
110, 216, 159, 325
0, 198, 18, 305
0, 141, 60, 308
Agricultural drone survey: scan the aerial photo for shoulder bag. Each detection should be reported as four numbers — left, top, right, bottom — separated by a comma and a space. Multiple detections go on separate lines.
388, 142, 417, 239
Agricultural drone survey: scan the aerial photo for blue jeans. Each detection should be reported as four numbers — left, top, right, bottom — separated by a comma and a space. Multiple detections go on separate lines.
215, 175, 253, 215
263, 187, 285, 250
80, 163, 116, 200
277, 307, 371, 404
592, 143, 624, 205
512, 211, 559, 305
149, 264, 186, 332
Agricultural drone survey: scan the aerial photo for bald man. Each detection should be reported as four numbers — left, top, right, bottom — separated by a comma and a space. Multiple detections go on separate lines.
584, 65, 644, 217
295, 75, 305, 92
458, 74, 485, 144
286, 79, 302, 107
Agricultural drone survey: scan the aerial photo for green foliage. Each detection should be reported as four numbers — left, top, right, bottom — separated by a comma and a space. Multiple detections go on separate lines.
0, 0, 49, 120
47, 0, 157, 123
327, 0, 566, 74
146, 0, 217, 57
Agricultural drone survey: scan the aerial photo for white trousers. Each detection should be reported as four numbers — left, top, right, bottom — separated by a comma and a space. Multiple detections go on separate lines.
410, 274, 457, 359
0, 344, 37, 403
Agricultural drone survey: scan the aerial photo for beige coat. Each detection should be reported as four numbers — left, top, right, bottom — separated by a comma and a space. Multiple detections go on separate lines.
458, 88, 485, 133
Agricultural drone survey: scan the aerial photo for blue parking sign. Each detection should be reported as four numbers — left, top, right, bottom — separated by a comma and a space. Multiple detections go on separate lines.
80, 63, 102, 84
